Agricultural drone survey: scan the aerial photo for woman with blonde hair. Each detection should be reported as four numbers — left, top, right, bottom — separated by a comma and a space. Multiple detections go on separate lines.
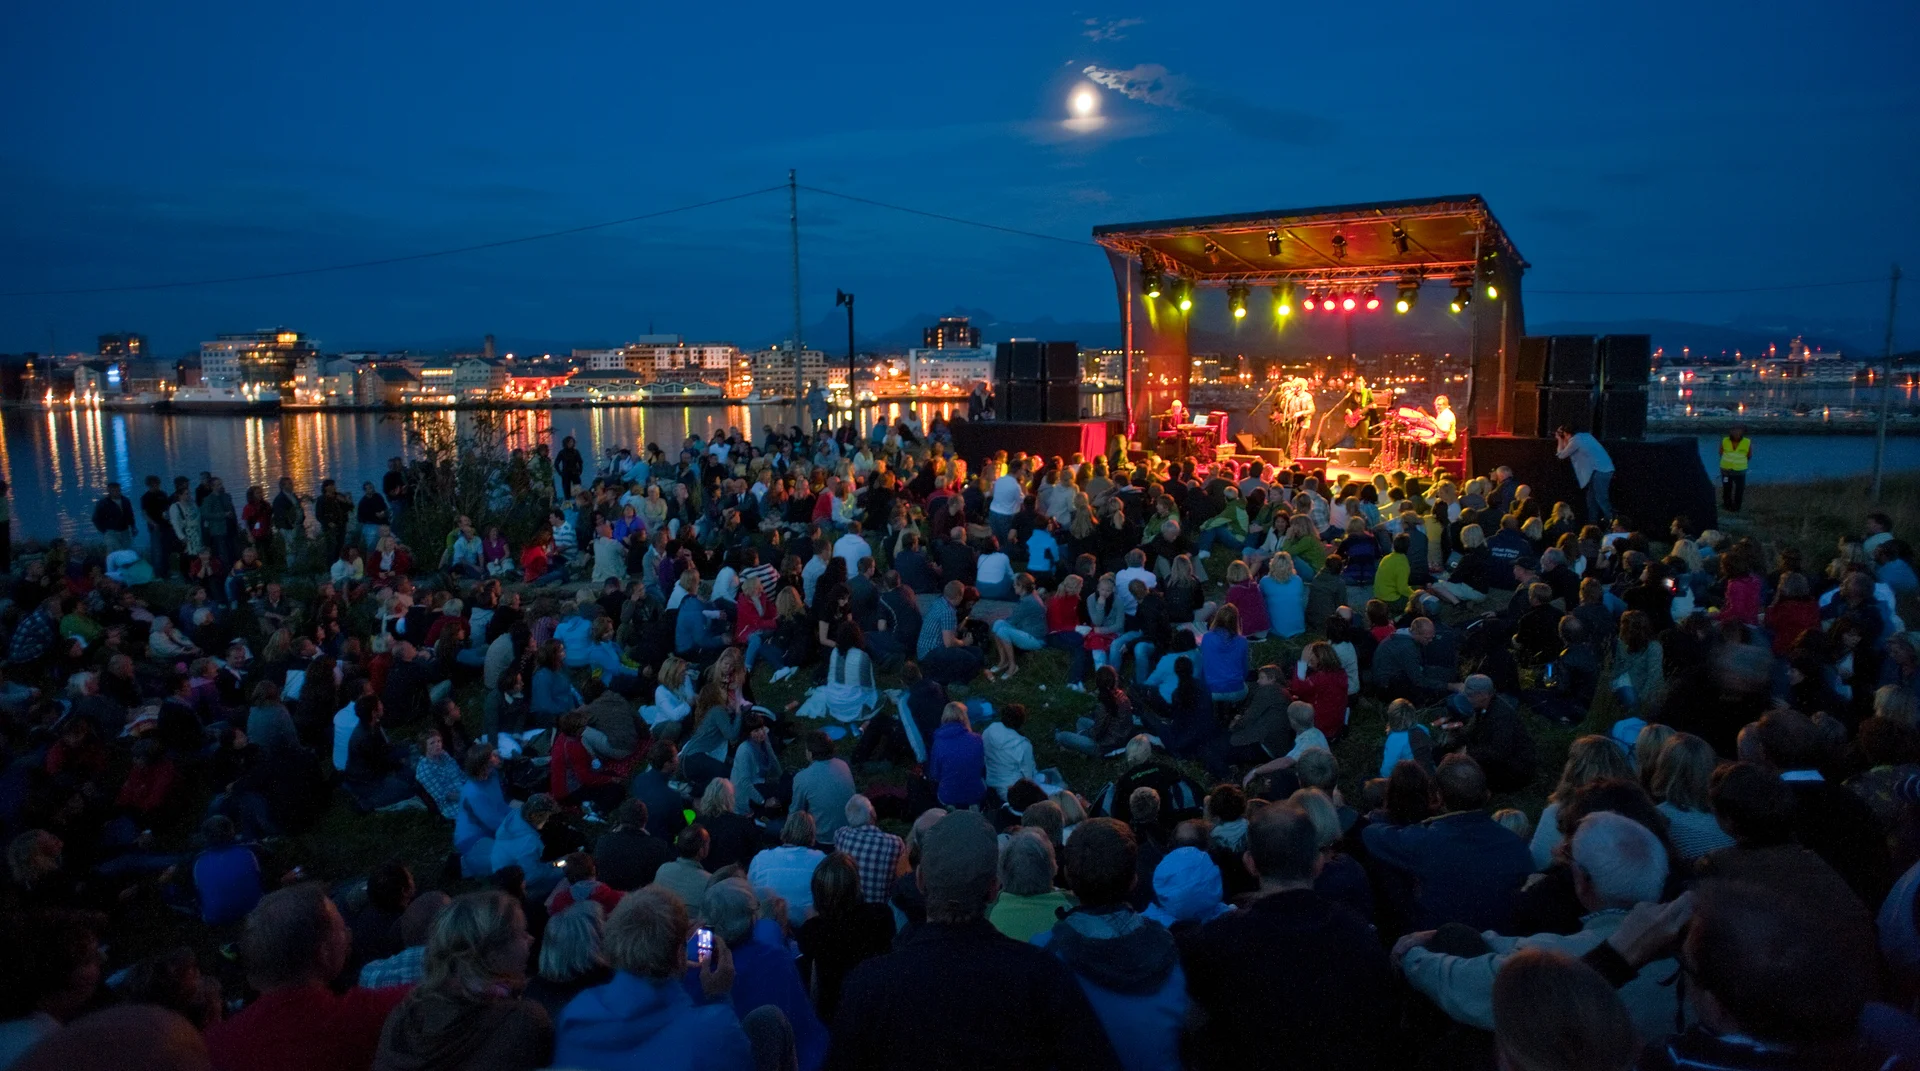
1631, 722, 1675, 791
1164, 553, 1214, 629
642, 656, 694, 729
373, 889, 551, 1070
1432, 523, 1493, 604
1222, 560, 1270, 640
1261, 551, 1307, 638
1529, 735, 1635, 869
1650, 732, 1734, 862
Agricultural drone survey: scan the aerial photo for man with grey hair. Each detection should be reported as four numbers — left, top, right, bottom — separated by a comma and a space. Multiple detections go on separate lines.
833, 794, 905, 904
702, 877, 830, 1070
1436, 674, 1536, 794
1395, 811, 1679, 1043
1370, 617, 1454, 704
824, 811, 1120, 1071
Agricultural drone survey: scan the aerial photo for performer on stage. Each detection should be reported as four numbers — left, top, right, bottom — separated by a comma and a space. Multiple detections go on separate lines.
1346, 375, 1376, 447
1165, 397, 1188, 428
1283, 378, 1316, 460
1430, 394, 1457, 449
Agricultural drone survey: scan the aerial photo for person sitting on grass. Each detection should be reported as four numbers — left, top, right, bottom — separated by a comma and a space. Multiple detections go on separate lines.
988, 573, 1048, 680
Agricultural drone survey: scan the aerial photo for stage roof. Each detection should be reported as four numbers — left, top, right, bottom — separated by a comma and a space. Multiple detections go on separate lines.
1092, 194, 1526, 288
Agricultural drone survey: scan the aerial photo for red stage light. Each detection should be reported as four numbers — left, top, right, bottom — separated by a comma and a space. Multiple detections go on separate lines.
1303, 296, 1317, 310
1365, 295, 1381, 310
1341, 295, 1356, 311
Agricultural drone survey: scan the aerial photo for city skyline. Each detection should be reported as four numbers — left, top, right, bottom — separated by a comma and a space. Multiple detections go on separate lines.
3, 2, 1917, 357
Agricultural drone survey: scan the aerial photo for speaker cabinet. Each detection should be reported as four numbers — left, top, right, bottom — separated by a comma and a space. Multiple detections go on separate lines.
1045, 381, 1081, 422
1539, 386, 1596, 434
1044, 342, 1080, 381
1598, 335, 1651, 388
1003, 383, 1045, 422
997, 340, 1044, 381
1545, 336, 1597, 388
1509, 388, 1542, 437
1516, 336, 1549, 385
1595, 387, 1648, 441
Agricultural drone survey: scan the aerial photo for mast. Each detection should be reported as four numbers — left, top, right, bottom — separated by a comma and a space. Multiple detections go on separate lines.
789, 170, 804, 390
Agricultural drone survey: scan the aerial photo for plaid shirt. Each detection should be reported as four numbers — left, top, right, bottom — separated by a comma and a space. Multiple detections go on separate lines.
833, 823, 904, 904
357, 945, 425, 989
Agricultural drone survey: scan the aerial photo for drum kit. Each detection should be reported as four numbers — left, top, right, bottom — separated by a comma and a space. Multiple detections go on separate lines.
1376, 406, 1446, 473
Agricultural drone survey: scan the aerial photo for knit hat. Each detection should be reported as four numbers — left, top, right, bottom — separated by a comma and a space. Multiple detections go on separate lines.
918, 810, 999, 911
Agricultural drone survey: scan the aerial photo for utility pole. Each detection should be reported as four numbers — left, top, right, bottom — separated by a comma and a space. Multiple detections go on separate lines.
789, 170, 804, 394
1872, 263, 1902, 501
836, 290, 856, 411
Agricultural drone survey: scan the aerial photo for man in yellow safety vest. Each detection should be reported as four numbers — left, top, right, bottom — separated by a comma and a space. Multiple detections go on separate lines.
1718, 424, 1751, 512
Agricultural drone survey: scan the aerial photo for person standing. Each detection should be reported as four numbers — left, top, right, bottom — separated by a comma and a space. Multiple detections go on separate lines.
1717, 424, 1751, 513
1553, 424, 1616, 523
271, 477, 304, 554
381, 458, 410, 535
91, 481, 138, 553
139, 475, 172, 576
555, 436, 584, 500
201, 476, 240, 564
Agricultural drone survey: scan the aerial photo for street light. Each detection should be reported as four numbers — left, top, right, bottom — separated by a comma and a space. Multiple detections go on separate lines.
835, 289, 856, 409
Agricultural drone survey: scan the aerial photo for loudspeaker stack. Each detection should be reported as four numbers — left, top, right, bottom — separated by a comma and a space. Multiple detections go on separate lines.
1510, 334, 1647, 440
995, 340, 1082, 422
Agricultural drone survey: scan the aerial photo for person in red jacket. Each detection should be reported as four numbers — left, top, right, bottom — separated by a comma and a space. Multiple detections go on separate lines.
1288, 640, 1351, 740
549, 709, 625, 814
734, 575, 776, 644
1766, 572, 1822, 656
205, 884, 411, 1071
115, 740, 179, 822
543, 851, 626, 916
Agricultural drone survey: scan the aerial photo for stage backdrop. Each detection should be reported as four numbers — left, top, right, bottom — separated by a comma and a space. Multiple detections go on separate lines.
1466, 436, 1717, 532
952, 420, 1120, 473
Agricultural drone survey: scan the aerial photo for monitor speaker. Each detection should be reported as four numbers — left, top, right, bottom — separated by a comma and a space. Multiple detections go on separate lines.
1045, 381, 1081, 422
1516, 336, 1548, 385
1539, 386, 1596, 434
1594, 387, 1648, 441
1044, 342, 1080, 380
1544, 336, 1597, 388
1598, 335, 1651, 388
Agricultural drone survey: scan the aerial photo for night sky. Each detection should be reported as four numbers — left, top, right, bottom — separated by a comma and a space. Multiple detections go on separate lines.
3, 1, 1916, 356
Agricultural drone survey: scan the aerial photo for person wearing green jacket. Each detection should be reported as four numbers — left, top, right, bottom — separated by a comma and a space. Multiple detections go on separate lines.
1374, 533, 1415, 607
1280, 514, 1327, 577
1195, 488, 1249, 561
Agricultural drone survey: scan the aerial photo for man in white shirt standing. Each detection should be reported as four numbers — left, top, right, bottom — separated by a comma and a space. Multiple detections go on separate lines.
988, 460, 1025, 544
1553, 425, 1616, 523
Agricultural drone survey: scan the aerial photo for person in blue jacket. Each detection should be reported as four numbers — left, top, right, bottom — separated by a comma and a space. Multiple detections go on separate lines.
530, 641, 583, 725
192, 814, 263, 926
1034, 818, 1187, 1071
490, 793, 566, 898
556, 887, 756, 1071
685, 879, 828, 1071
455, 744, 511, 878
928, 703, 987, 809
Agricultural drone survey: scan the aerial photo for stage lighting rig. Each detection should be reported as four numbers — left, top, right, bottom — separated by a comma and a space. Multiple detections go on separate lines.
1274, 282, 1294, 317
1228, 284, 1249, 318
1479, 250, 1500, 300
1330, 233, 1348, 260
1175, 279, 1193, 311
1449, 272, 1473, 313
1302, 289, 1318, 311
1340, 292, 1357, 312
1391, 223, 1409, 254
1395, 276, 1420, 313
1142, 263, 1162, 299
1365, 289, 1381, 311
1266, 229, 1282, 256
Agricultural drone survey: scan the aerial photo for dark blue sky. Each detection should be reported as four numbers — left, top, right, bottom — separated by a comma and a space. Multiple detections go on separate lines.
3, 1, 1916, 356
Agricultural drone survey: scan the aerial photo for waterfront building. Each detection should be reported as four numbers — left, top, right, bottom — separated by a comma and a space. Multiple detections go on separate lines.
417, 358, 459, 396
454, 358, 508, 392
97, 333, 148, 358
199, 329, 320, 389
574, 348, 628, 372
291, 356, 357, 405
907, 345, 996, 393
923, 316, 980, 350
356, 364, 419, 407
748, 343, 832, 397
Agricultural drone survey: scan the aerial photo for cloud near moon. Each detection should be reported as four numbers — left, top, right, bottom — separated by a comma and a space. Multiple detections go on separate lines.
1081, 63, 1337, 145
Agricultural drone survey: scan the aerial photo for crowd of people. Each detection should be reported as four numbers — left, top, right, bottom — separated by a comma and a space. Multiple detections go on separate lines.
0, 408, 1917, 1071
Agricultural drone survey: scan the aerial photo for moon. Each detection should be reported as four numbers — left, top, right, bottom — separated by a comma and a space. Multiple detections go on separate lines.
1071, 88, 1097, 116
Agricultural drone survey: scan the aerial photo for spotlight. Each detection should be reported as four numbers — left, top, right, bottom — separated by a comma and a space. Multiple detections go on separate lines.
1485, 283, 1500, 300
1274, 283, 1294, 317
1365, 287, 1381, 311
1395, 276, 1420, 313
1340, 293, 1357, 312
1266, 229, 1282, 257
1451, 285, 1472, 313
1228, 284, 1248, 319
1175, 280, 1193, 311
1479, 249, 1500, 301
1203, 240, 1218, 255
1142, 263, 1162, 299
1391, 223, 1409, 254
1302, 291, 1318, 311
1330, 233, 1348, 260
